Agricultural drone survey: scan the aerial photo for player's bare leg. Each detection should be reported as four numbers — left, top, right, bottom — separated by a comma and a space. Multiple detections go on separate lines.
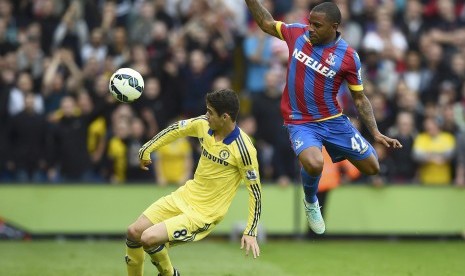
141, 222, 178, 276
126, 215, 153, 276
298, 147, 326, 234
349, 153, 380, 175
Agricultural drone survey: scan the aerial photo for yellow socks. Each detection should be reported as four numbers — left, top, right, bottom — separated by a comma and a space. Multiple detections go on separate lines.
125, 239, 145, 276
145, 244, 174, 276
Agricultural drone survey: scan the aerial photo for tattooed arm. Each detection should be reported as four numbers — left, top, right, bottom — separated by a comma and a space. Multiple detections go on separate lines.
245, 0, 280, 38
350, 90, 402, 148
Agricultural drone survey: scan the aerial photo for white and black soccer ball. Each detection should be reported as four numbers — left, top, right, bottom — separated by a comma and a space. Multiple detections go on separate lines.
108, 68, 144, 103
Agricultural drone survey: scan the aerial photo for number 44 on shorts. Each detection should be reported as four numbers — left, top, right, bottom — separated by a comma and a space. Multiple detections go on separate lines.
351, 133, 368, 154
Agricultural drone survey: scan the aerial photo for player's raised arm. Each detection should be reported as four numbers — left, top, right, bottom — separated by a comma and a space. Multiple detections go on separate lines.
350, 90, 402, 149
138, 116, 208, 170
244, 0, 280, 38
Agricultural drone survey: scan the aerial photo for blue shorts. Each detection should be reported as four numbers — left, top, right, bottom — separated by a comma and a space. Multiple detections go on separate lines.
286, 115, 376, 163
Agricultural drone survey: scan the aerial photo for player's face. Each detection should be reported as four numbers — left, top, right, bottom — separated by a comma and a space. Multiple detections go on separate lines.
307, 11, 338, 45
205, 104, 225, 131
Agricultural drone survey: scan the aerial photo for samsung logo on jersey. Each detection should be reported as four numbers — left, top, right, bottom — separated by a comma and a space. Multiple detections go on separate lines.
202, 148, 229, 166
292, 49, 336, 78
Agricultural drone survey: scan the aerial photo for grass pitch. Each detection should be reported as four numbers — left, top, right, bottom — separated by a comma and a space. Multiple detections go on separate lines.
0, 239, 464, 276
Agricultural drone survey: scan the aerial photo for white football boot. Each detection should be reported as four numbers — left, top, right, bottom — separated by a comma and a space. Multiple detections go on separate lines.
304, 199, 326, 234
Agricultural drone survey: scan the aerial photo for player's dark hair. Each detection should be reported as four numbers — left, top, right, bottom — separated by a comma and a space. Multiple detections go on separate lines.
206, 88, 240, 122
312, 2, 341, 24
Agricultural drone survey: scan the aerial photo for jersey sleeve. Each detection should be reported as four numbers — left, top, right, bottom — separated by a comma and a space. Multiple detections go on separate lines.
275, 21, 307, 43
345, 50, 364, 92
236, 135, 262, 237
139, 115, 207, 161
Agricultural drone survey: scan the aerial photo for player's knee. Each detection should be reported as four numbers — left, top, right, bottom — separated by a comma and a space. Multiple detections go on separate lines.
301, 157, 323, 176
127, 223, 143, 241
140, 230, 159, 248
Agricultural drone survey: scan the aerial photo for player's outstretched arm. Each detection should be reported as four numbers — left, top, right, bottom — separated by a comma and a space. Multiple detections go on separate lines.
245, 0, 280, 38
350, 90, 402, 149
241, 234, 260, 258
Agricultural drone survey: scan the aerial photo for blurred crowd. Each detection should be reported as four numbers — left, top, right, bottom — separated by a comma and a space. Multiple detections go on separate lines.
0, 0, 464, 186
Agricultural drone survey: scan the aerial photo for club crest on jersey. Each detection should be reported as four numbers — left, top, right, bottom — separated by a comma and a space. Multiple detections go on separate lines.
246, 170, 258, 180
219, 150, 230, 160
325, 53, 336, 66
292, 49, 336, 78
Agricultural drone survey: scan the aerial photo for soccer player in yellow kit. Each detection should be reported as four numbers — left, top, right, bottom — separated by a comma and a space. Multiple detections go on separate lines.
125, 89, 262, 276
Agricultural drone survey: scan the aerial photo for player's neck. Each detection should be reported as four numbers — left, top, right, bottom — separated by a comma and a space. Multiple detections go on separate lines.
319, 32, 339, 46
214, 122, 236, 142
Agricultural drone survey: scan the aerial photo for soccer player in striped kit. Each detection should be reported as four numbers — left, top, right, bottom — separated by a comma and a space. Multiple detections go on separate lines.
245, 1, 402, 234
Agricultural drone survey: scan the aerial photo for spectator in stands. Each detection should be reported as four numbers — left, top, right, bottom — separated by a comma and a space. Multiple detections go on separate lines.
154, 133, 193, 186
402, 50, 423, 94
133, 76, 161, 135
77, 91, 107, 182
455, 131, 465, 186
413, 117, 456, 185
48, 95, 114, 182
362, 7, 408, 64
252, 69, 296, 185
181, 49, 219, 117
362, 47, 399, 100
16, 23, 45, 80
128, 0, 156, 45
399, 0, 427, 51
6, 93, 48, 182
8, 71, 44, 116
107, 26, 130, 68
387, 111, 418, 183
42, 49, 81, 114
418, 41, 450, 103
126, 118, 154, 183
335, 0, 362, 50
243, 22, 274, 96
453, 84, 465, 132
440, 104, 460, 135
107, 118, 131, 184
52, 1, 88, 65
147, 21, 170, 76
81, 27, 107, 64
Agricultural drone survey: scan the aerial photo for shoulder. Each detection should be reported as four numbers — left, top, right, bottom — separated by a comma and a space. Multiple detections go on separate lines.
277, 21, 307, 40
232, 131, 257, 163
338, 39, 359, 60
190, 115, 208, 123
279, 22, 307, 33
180, 115, 208, 128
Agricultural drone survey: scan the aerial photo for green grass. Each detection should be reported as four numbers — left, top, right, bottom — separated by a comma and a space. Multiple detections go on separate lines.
0, 239, 464, 276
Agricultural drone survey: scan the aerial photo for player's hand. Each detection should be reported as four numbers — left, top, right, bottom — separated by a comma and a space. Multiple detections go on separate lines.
240, 234, 260, 259
139, 159, 152, 171
373, 133, 402, 149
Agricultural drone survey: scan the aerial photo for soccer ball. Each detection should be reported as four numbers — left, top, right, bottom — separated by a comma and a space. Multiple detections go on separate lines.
109, 68, 144, 103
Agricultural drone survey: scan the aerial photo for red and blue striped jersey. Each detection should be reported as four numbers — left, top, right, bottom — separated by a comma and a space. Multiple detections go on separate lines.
276, 21, 363, 124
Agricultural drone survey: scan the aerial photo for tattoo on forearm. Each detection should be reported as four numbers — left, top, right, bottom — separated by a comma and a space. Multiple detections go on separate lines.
355, 97, 378, 135
245, 0, 276, 34
245, 0, 273, 24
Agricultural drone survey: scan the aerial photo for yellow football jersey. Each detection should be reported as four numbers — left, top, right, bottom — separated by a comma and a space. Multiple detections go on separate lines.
139, 115, 262, 236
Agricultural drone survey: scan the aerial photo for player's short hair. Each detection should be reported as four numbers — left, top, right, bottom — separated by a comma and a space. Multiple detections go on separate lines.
206, 88, 240, 122
312, 2, 341, 24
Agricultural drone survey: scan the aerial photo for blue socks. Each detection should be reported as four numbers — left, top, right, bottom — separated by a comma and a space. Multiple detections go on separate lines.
301, 168, 320, 204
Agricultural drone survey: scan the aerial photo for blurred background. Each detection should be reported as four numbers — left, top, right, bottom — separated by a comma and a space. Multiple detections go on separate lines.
0, 0, 464, 274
